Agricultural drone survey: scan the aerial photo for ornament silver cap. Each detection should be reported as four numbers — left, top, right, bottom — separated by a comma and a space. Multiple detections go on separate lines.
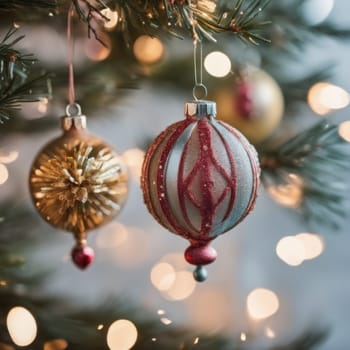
61, 103, 87, 131
185, 100, 217, 119
61, 115, 87, 131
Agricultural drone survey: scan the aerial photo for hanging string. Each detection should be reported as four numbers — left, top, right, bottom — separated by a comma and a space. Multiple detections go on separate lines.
192, 40, 207, 101
188, 0, 207, 101
66, 3, 80, 115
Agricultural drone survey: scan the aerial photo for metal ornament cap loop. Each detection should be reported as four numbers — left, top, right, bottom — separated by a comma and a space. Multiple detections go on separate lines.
66, 103, 82, 117
185, 100, 217, 119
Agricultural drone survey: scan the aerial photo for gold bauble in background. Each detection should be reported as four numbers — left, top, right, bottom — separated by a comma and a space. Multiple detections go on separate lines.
29, 111, 128, 268
209, 66, 284, 144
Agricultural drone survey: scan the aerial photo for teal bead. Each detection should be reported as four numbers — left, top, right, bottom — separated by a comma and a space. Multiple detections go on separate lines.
193, 265, 208, 282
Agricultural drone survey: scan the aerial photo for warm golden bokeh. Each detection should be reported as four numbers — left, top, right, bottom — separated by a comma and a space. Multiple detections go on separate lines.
6, 307, 37, 347
107, 319, 138, 350
150, 262, 176, 291
204, 51, 231, 78
133, 35, 164, 65
246, 289, 279, 320
276, 236, 305, 266
338, 120, 350, 142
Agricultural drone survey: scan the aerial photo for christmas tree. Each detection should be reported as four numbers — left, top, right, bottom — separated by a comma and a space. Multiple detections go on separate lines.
1, 0, 350, 349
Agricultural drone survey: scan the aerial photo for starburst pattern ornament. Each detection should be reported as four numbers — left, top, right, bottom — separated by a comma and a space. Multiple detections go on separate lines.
141, 100, 260, 281
29, 109, 128, 269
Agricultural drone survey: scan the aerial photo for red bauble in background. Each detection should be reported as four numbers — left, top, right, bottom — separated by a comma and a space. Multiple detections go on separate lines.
141, 100, 260, 281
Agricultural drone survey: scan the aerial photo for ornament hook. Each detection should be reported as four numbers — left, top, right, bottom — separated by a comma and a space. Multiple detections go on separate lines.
193, 40, 207, 101
192, 84, 207, 101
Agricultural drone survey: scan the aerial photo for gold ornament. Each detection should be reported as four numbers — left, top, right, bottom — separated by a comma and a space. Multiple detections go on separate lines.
209, 66, 284, 144
29, 109, 128, 268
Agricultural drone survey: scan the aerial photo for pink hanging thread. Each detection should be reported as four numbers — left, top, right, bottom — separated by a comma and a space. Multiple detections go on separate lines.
67, 4, 76, 106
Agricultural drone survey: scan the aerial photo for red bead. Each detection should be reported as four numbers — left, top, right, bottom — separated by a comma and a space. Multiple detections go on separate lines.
71, 246, 95, 269
184, 243, 217, 266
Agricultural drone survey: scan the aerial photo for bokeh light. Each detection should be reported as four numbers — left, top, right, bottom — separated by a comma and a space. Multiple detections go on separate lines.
307, 82, 332, 115
123, 148, 145, 181
43, 339, 68, 350
265, 327, 275, 339
107, 319, 138, 350
188, 288, 232, 331
301, 0, 334, 26
37, 97, 49, 114
320, 84, 349, 109
6, 307, 37, 347
0, 150, 19, 164
338, 120, 350, 142
133, 35, 164, 65
276, 236, 305, 266
308, 82, 349, 115
84, 34, 111, 62
247, 288, 279, 320
101, 8, 119, 29
112, 226, 151, 267
268, 174, 303, 208
240, 333, 247, 342
204, 51, 231, 78
160, 317, 172, 325
162, 271, 196, 301
296, 232, 324, 260
150, 262, 176, 291
96, 221, 129, 249
0, 164, 9, 185
277, 233, 324, 266
160, 252, 188, 270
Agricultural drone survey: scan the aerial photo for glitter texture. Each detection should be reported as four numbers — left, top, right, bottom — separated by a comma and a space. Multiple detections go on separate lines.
141, 101, 260, 270
29, 133, 128, 236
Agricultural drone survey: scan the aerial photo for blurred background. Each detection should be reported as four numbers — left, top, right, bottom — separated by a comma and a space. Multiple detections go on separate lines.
1, 0, 350, 349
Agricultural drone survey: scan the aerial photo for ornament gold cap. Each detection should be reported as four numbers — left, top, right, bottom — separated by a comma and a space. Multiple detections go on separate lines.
61, 103, 87, 131
185, 100, 216, 119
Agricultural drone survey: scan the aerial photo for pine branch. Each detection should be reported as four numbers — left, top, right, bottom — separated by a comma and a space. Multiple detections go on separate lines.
0, 203, 331, 350
104, 0, 270, 44
271, 327, 329, 350
0, 204, 234, 350
266, 0, 350, 51
0, 73, 52, 123
260, 121, 350, 230
0, 28, 52, 123
194, 0, 271, 44
72, 0, 111, 45
0, 28, 36, 80
0, 0, 57, 11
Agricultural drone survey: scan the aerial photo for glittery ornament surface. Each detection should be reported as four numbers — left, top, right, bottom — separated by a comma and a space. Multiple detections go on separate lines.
141, 103, 260, 248
29, 131, 128, 235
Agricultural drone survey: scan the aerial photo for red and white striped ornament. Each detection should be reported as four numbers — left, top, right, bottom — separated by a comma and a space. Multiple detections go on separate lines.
141, 100, 260, 281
